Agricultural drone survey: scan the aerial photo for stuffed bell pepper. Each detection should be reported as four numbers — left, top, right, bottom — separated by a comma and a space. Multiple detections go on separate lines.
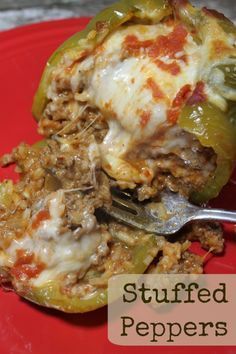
0, 0, 235, 312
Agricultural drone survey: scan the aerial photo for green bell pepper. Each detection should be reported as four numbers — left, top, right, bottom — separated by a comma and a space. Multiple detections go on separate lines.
179, 102, 236, 203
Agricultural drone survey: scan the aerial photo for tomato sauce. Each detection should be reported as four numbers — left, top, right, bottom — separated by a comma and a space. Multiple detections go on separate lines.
11, 250, 45, 280
168, 84, 192, 124
148, 25, 188, 59
146, 78, 165, 101
123, 35, 153, 56
202, 7, 228, 21
123, 25, 188, 76
155, 59, 180, 75
140, 110, 151, 128
32, 210, 50, 230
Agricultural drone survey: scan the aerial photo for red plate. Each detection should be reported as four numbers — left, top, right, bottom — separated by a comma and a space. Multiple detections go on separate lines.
0, 18, 235, 354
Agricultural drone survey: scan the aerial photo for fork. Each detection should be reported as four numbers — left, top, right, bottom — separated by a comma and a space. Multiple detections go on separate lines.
104, 188, 236, 236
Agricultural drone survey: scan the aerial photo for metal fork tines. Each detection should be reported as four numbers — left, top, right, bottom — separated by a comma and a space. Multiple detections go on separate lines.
106, 188, 236, 236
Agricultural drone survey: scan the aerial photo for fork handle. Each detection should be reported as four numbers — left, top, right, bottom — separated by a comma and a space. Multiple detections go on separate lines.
193, 208, 236, 224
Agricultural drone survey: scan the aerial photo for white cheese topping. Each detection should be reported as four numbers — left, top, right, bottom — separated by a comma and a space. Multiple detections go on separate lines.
72, 24, 203, 184
0, 190, 104, 286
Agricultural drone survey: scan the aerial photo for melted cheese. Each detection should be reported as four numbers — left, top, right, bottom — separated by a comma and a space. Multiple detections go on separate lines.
46, 13, 236, 187
71, 24, 203, 184
0, 191, 105, 286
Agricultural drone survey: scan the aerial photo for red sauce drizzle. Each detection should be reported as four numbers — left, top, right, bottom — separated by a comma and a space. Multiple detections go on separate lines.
155, 59, 181, 75
123, 25, 188, 76
164, 16, 176, 27
146, 78, 165, 100
187, 81, 206, 105
14, 250, 34, 266
11, 264, 45, 280
149, 25, 188, 59
11, 250, 45, 280
123, 35, 153, 56
32, 210, 50, 230
167, 84, 192, 124
140, 111, 151, 128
